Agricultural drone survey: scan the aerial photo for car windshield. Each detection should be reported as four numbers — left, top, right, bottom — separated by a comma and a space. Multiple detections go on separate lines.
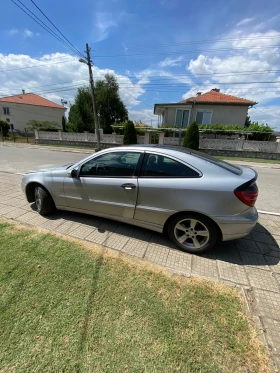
191, 150, 242, 175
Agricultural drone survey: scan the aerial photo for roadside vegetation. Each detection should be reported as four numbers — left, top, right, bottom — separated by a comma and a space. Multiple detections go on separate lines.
183, 121, 199, 150
0, 221, 270, 373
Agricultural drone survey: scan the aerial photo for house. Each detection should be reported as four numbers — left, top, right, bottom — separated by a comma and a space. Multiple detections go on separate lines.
154, 88, 257, 128
0, 91, 66, 132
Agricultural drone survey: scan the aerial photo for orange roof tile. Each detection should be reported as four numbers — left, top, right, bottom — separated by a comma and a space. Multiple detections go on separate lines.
179, 89, 257, 106
0, 93, 66, 109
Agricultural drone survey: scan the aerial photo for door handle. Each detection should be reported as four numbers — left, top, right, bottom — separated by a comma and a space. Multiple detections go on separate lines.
121, 183, 136, 190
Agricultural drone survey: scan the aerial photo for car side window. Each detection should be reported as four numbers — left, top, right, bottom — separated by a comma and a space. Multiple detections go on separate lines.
79, 151, 141, 177
140, 153, 200, 178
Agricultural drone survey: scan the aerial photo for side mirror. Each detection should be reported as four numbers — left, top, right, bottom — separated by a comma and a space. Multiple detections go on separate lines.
67, 169, 78, 178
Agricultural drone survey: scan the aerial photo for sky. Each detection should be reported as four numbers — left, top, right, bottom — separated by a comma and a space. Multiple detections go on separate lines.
0, 0, 280, 129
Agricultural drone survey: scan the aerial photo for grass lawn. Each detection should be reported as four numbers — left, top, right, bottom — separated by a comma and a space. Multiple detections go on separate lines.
0, 221, 269, 373
216, 156, 280, 164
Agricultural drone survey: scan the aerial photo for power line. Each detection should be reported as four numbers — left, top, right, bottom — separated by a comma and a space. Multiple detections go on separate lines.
10, 0, 80, 56
15, 0, 83, 57
29, 0, 85, 58
132, 69, 280, 79
10, 0, 84, 58
92, 35, 280, 51
93, 45, 280, 58
104, 81, 280, 86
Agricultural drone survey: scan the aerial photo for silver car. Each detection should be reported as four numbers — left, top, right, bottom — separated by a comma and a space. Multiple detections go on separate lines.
21, 145, 258, 253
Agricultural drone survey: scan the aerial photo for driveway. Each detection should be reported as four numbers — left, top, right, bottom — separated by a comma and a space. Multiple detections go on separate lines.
0, 170, 280, 370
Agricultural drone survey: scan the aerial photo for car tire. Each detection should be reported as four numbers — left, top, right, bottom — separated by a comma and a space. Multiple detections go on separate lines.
34, 186, 55, 215
168, 213, 218, 254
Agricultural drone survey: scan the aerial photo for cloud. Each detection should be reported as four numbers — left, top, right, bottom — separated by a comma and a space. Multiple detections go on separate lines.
249, 106, 280, 130
159, 56, 183, 68
236, 17, 254, 27
128, 109, 155, 125
8, 28, 18, 36
254, 13, 280, 32
24, 29, 34, 38
93, 12, 117, 42
0, 52, 146, 114
186, 29, 280, 105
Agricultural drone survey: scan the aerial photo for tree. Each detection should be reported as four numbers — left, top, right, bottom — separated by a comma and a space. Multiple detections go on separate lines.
67, 88, 94, 132
182, 121, 199, 150
62, 116, 67, 132
0, 119, 9, 137
26, 120, 60, 131
123, 121, 137, 145
244, 115, 251, 128
95, 74, 128, 133
67, 74, 128, 134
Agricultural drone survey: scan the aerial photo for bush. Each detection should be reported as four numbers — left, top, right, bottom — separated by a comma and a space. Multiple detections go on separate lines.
198, 122, 274, 140
62, 116, 67, 132
246, 122, 274, 140
158, 123, 179, 137
123, 121, 137, 145
183, 121, 199, 150
198, 124, 243, 136
0, 120, 9, 137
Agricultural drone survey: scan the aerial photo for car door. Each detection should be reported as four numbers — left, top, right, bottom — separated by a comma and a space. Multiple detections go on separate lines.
63, 150, 143, 219
134, 152, 201, 226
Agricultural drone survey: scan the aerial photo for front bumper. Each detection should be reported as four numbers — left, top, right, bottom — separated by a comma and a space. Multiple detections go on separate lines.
212, 206, 258, 241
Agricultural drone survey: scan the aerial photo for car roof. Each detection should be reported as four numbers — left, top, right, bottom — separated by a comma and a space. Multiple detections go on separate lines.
128, 144, 190, 152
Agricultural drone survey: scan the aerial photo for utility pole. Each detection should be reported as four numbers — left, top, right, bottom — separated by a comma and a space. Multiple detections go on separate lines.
84, 43, 100, 150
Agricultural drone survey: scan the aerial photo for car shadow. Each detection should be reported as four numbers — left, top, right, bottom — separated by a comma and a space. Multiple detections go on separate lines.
31, 204, 279, 268
210, 222, 280, 267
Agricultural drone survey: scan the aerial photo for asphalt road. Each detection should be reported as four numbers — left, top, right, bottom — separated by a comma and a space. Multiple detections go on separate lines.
0, 145, 279, 213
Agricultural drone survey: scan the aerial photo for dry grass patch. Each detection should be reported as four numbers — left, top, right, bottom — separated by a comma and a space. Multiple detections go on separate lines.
0, 222, 270, 373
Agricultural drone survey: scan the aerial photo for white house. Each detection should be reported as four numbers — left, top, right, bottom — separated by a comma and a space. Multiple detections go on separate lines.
0, 91, 66, 132
154, 89, 257, 128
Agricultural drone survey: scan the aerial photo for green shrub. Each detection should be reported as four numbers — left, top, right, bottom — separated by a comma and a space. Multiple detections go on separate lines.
198, 123, 274, 140
183, 121, 199, 150
246, 122, 274, 140
158, 123, 179, 137
0, 120, 9, 137
198, 124, 243, 136
62, 116, 67, 132
123, 120, 137, 145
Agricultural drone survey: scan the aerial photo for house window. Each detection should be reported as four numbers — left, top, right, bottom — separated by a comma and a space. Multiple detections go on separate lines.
196, 109, 212, 124
3, 107, 10, 115
175, 109, 189, 127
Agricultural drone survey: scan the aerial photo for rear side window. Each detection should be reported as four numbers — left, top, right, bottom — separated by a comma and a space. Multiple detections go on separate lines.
191, 150, 242, 175
140, 153, 200, 178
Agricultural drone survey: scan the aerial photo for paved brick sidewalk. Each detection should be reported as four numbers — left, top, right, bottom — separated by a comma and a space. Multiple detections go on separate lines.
1, 171, 280, 370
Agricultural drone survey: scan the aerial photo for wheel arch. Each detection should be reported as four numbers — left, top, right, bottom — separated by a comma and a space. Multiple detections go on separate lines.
25, 182, 54, 204
163, 211, 223, 241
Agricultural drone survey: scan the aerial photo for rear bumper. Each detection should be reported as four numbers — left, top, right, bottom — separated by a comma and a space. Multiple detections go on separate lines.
212, 207, 258, 241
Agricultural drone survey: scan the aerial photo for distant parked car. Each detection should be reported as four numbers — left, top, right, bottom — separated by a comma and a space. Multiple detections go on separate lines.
21, 145, 258, 253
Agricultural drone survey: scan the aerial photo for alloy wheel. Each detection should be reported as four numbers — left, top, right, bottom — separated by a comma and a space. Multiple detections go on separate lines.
174, 218, 210, 250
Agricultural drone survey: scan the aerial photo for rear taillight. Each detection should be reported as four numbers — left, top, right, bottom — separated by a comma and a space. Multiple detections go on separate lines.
234, 181, 258, 207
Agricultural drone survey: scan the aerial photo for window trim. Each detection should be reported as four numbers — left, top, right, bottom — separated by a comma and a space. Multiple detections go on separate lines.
195, 109, 213, 125
77, 150, 144, 179
139, 152, 202, 179
175, 108, 190, 127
